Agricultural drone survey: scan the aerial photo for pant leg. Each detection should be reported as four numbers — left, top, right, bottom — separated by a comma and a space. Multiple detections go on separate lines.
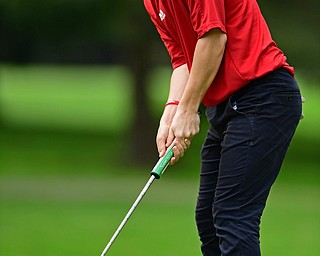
196, 120, 222, 256
196, 68, 302, 255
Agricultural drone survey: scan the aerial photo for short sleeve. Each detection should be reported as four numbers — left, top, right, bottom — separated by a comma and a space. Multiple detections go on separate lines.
186, 0, 226, 39
156, 26, 186, 69
144, 0, 186, 69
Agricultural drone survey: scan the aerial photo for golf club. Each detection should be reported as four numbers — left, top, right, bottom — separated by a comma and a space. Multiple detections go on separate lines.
100, 140, 176, 255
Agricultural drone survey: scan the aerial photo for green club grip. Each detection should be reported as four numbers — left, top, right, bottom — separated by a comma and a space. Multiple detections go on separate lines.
150, 141, 175, 179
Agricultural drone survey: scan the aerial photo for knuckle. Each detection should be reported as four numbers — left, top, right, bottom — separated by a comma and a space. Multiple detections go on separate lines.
175, 133, 184, 140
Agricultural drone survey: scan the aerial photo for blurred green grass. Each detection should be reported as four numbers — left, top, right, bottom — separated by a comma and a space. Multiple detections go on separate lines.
0, 65, 135, 133
0, 175, 319, 255
0, 65, 319, 255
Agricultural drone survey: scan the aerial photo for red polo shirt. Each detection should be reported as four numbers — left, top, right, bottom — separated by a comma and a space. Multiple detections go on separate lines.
144, 0, 294, 106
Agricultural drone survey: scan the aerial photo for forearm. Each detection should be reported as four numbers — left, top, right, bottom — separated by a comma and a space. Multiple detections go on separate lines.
160, 64, 189, 124
179, 29, 227, 112
167, 63, 189, 101
157, 64, 189, 155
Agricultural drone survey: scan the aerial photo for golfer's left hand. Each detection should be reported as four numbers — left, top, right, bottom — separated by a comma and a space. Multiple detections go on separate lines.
169, 109, 200, 165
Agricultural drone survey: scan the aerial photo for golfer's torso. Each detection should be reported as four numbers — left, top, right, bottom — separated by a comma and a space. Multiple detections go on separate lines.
144, 0, 294, 106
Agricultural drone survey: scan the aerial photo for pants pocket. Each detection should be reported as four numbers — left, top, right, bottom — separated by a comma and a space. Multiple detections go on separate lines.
272, 91, 302, 106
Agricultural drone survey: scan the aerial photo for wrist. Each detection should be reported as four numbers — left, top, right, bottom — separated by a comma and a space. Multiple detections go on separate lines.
164, 100, 179, 108
178, 101, 200, 114
161, 104, 178, 126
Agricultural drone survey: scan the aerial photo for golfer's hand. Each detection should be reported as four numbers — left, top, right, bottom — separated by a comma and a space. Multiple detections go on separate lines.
169, 109, 200, 165
156, 105, 177, 158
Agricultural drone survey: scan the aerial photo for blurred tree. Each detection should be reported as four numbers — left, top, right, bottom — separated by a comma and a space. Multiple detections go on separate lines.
1, 0, 318, 74
0, 0, 166, 164
108, 0, 166, 164
258, 0, 320, 78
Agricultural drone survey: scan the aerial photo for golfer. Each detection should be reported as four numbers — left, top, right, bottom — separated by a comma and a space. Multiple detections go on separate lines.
144, 0, 302, 255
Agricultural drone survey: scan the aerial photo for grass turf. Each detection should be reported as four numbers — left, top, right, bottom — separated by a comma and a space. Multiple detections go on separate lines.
0, 174, 319, 256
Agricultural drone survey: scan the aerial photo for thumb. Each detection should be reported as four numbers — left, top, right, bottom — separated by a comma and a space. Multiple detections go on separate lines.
166, 128, 175, 148
157, 138, 166, 158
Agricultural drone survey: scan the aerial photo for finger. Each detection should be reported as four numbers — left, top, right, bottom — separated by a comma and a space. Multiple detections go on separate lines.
156, 134, 166, 158
170, 147, 179, 165
170, 144, 184, 165
175, 136, 188, 151
175, 139, 186, 153
166, 129, 175, 148
184, 138, 191, 148
170, 156, 176, 165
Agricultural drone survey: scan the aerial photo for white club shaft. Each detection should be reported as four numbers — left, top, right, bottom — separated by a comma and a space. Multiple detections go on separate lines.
100, 175, 156, 255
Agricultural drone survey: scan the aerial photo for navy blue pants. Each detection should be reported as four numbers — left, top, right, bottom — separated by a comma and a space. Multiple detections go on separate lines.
195, 69, 302, 256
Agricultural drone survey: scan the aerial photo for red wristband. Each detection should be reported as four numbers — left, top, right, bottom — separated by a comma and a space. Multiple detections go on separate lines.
164, 100, 179, 108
